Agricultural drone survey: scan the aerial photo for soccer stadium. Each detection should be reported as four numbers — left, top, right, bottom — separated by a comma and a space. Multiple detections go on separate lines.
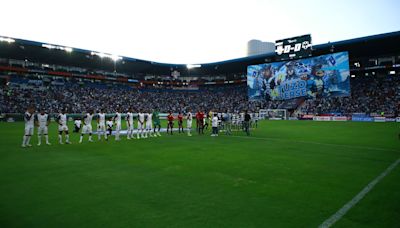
0, 1, 399, 227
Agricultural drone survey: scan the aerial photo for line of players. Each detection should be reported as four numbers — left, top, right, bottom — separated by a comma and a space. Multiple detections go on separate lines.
21, 106, 195, 147
75, 109, 194, 143
22, 106, 255, 147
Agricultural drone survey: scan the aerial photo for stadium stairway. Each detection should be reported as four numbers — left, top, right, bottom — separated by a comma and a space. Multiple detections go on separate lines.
278, 97, 306, 116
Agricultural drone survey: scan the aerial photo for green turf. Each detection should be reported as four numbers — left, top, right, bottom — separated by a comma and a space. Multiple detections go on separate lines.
0, 120, 399, 227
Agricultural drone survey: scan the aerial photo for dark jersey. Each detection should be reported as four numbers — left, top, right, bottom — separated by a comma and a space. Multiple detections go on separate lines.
244, 113, 251, 122
197, 112, 204, 120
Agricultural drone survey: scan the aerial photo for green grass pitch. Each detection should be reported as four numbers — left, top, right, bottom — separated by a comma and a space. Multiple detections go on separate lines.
0, 120, 399, 227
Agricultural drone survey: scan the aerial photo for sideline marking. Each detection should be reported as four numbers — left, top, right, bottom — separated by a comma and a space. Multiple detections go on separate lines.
319, 157, 400, 227
217, 134, 399, 226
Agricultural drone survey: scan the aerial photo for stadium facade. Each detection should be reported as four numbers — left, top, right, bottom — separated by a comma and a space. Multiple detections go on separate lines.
0, 31, 399, 118
0, 31, 399, 85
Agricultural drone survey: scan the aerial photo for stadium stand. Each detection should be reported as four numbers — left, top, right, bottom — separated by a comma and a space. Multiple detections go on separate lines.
1, 73, 399, 116
0, 78, 248, 113
0, 31, 399, 117
300, 76, 400, 116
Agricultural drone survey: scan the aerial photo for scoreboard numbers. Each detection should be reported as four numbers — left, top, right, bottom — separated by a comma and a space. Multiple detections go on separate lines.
275, 34, 312, 61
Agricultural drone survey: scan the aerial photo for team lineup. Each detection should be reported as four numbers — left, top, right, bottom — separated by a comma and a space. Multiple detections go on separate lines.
21, 106, 256, 147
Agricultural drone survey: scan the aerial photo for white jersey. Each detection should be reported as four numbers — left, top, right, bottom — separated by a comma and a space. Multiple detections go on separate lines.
58, 113, 67, 126
146, 113, 153, 124
138, 113, 145, 123
232, 114, 239, 123
126, 112, 134, 125
83, 113, 93, 126
98, 113, 106, 126
254, 114, 259, 121
37, 114, 48, 135
37, 113, 49, 127
114, 112, 122, 125
187, 112, 193, 128
74, 120, 82, 128
106, 120, 113, 128
187, 112, 193, 121
212, 116, 219, 127
24, 112, 35, 127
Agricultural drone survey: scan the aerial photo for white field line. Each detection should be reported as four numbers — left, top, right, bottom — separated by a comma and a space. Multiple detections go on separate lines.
226, 135, 398, 152
183, 134, 399, 226
224, 135, 399, 226
318, 157, 400, 227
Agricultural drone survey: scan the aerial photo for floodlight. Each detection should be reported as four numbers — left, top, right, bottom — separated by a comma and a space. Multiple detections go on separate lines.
0, 37, 15, 43
111, 55, 122, 61
42, 44, 55, 49
186, 64, 201, 69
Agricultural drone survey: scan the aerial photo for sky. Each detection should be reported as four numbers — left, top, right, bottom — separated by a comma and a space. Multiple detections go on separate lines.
0, 0, 399, 64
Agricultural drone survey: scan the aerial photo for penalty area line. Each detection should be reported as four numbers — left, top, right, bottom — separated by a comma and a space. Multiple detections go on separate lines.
318, 157, 400, 227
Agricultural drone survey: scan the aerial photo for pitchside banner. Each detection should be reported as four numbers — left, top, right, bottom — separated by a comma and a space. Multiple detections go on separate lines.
247, 52, 351, 101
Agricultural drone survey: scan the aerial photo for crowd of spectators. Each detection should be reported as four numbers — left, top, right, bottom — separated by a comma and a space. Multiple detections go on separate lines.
0, 82, 251, 114
1, 75, 399, 116
300, 76, 400, 116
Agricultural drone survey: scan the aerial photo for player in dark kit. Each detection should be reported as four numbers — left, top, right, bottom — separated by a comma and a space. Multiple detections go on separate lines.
152, 110, 161, 137
177, 112, 184, 133
195, 111, 201, 132
244, 110, 251, 136
106, 117, 113, 139
167, 111, 174, 135
196, 111, 205, 134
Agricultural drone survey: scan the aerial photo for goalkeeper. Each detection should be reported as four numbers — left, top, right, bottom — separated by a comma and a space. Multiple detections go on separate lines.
152, 110, 162, 136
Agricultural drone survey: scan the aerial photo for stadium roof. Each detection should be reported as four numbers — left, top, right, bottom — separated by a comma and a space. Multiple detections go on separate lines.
1, 31, 399, 77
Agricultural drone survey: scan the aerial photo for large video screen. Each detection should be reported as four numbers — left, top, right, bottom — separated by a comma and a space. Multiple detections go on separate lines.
247, 52, 350, 101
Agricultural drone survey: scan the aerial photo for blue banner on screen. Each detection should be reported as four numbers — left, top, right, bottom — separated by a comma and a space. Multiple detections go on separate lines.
247, 52, 350, 100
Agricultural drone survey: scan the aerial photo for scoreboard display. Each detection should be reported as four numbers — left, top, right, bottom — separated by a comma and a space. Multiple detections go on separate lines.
275, 34, 312, 61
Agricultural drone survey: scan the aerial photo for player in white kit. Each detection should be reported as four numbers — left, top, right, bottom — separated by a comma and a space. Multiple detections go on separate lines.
137, 111, 145, 139
22, 106, 35, 147
36, 109, 51, 146
114, 110, 122, 141
57, 109, 71, 144
74, 118, 82, 133
126, 108, 135, 140
106, 117, 113, 138
79, 110, 94, 143
145, 111, 153, 138
97, 109, 107, 141
186, 109, 193, 136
